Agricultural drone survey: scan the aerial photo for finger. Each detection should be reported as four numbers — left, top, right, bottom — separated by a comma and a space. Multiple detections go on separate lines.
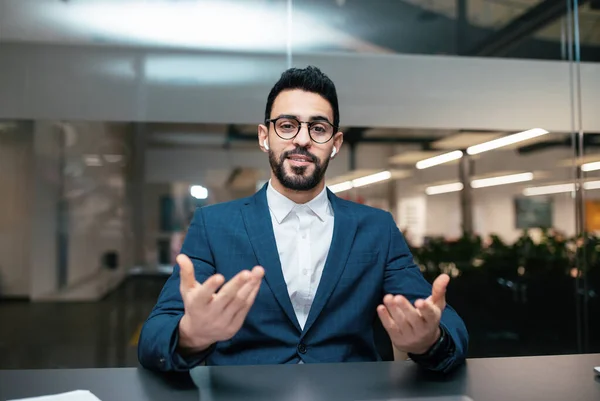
177, 254, 198, 293
384, 295, 410, 334
395, 295, 425, 331
250, 265, 265, 280
431, 274, 450, 309
245, 275, 263, 306
416, 299, 441, 324
229, 277, 263, 327
218, 276, 259, 323
195, 273, 225, 304
211, 269, 253, 310
377, 304, 397, 333
238, 276, 263, 314
210, 266, 263, 309
233, 275, 261, 307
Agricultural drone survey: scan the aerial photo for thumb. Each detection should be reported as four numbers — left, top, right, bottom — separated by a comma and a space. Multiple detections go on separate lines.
431, 273, 450, 309
177, 254, 197, 292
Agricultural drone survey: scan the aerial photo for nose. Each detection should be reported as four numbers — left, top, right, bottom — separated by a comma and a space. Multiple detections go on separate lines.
292, 123, 312, 148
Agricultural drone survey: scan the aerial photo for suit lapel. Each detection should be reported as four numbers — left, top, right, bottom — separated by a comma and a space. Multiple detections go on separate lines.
241, 185, 301, 332
302, 191, 357, 335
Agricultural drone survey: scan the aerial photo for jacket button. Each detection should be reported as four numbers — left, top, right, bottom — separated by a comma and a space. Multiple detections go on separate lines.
297, 343, 307, 354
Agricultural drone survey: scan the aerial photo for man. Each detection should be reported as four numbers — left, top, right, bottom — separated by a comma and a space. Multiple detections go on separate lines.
138, 66, 468, 372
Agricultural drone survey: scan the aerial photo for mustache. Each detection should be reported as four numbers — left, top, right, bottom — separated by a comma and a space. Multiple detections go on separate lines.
282, 148, 318, 163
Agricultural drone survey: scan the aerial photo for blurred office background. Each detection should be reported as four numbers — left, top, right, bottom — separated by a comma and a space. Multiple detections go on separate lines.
0, 0, 599, 369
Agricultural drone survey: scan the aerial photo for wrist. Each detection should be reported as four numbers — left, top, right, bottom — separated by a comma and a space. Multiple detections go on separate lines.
177, 315, 213, 353
411, 326, 442, 355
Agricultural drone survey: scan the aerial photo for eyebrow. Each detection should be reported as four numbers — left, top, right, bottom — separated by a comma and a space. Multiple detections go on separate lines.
277, 114, 333, 123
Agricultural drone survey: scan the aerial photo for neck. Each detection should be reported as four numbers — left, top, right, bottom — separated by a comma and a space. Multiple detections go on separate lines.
269, 175, 325, 204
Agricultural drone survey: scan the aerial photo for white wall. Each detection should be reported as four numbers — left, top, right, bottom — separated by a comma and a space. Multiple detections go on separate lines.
407, 186, 578, 244
0, 43, 599, 132
424, 194, 464, 240
472, 187, 577, 243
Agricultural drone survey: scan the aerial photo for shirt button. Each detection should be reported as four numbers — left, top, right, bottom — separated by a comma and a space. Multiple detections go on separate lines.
303, 269, 309, 275
297, 343, 307, 354
159, 358, 165, 364
301, 233, 307, 239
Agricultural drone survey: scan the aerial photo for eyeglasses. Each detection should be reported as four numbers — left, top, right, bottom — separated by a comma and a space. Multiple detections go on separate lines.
266, 116, 337, 144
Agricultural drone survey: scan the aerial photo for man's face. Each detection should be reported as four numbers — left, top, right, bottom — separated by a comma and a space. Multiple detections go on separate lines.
260, 89, 342, 191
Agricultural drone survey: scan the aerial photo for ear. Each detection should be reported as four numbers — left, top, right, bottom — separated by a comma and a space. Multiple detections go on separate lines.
332, 131, 343, 158
258, 124, 269, 153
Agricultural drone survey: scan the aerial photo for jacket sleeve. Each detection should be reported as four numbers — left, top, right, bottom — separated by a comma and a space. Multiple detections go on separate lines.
138, 207, 217, 371
381, 212, 469, 373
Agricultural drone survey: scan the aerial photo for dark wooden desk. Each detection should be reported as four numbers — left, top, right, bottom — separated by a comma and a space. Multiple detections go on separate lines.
1, 354, 599, 401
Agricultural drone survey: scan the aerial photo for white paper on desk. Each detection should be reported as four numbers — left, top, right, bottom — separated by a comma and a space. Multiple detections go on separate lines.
8, 390, 102, 401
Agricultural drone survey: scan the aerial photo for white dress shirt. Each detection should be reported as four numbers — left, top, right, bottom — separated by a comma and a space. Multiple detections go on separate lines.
266, 181, 334, 330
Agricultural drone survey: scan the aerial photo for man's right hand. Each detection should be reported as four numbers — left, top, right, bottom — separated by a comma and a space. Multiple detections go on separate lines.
176, 254, 265, 353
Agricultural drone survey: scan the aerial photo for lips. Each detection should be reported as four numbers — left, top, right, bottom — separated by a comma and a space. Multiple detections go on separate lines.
287, 155, 313, 163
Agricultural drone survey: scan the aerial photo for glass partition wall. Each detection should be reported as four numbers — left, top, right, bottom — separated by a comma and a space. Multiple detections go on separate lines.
0, 0, 598, 368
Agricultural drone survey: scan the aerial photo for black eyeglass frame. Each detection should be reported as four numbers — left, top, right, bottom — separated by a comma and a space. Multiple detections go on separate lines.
265, 116, 338, 144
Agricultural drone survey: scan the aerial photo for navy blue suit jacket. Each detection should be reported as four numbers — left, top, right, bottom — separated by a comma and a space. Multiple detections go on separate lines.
138, 184, 468, 372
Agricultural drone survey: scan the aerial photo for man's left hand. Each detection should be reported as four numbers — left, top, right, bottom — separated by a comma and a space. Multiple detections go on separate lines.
377, 274, 449, 355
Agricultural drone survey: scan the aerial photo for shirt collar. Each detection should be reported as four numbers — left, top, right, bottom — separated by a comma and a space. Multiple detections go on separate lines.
266, 180, 331, 224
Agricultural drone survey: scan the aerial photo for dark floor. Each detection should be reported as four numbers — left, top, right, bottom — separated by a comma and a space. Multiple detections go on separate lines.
0, 276, 597, 369
0, 276, 165, 370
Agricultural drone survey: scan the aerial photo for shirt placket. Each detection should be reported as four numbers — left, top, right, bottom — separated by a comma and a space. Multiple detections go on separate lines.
296, 207, 312, 328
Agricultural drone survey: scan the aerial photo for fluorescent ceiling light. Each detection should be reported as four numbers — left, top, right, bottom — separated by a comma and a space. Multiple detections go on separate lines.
190, 185, 208, 200
416, 151, 463, 169
425, 182, 464, 196
328, 171, 392, 193
471, 172, 534, 188
352, 171, 392, 188
522, 180, 600, 196
466, 128, 549, 155
581, 161, 600, 172
584, 180, 600, 190
328, 181, 353, 193
523, 183, 575, 196
83, 154, 102, 167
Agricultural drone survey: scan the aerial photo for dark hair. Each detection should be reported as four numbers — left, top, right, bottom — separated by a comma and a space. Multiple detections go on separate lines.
264, 66, 340, 129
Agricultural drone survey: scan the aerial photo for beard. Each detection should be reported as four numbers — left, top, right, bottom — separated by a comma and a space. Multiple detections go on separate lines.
269, 147, 330, 191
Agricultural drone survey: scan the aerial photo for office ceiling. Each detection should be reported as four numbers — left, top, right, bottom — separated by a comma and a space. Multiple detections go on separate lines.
0, 0, 598, 56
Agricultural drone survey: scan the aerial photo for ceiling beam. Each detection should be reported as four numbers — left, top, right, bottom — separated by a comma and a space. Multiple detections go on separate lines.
517, 133, 600, 154
468, 0, 590, 57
